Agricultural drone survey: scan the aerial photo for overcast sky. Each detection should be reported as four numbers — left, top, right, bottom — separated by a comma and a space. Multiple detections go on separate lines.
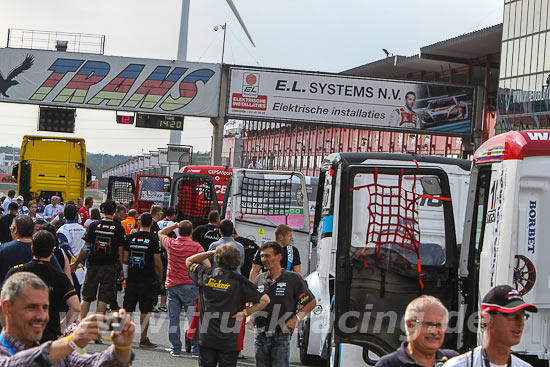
1, 0, 503, 155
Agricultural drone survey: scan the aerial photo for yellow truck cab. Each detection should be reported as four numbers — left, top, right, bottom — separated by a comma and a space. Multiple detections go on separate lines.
14, 135, 91, 203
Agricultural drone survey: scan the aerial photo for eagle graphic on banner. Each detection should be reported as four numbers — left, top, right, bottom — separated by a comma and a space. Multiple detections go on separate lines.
0, 54, 34, 97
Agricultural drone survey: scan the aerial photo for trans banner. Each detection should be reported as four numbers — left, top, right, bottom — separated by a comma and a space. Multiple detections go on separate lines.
227, 67, 476, 135
0, 48, 221, 117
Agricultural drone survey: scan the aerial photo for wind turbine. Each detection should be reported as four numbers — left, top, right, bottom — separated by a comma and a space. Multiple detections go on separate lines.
170, 0, 255, 147
224, 0, 256, 47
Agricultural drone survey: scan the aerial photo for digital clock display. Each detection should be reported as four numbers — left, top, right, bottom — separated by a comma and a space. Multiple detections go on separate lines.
135, 113, 184, 130
116, 115, 134, 124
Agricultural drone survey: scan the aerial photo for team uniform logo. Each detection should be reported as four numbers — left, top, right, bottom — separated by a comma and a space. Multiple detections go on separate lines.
205, 278, 231, 290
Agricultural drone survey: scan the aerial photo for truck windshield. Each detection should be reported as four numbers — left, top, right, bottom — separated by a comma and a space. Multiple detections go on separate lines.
234, 172, 307, 230
137, 176, 171, 207
350, 171, 447, 276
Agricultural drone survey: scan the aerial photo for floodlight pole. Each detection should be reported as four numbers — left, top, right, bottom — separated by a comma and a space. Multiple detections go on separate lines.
175, 0, 254, 167
176, 0, 189, 71
168, 0, 191, 173
170, 0, 190, 147
221, 23, 227, 64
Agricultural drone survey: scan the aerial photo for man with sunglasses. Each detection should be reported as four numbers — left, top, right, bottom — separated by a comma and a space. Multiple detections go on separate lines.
376, 295, 457, 367
443, 285, 537, 367
0, 215, 63, 284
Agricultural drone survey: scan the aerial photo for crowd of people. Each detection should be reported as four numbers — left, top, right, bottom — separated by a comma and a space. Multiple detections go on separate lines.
0, 192, 539, 367
0, 193, 318, 367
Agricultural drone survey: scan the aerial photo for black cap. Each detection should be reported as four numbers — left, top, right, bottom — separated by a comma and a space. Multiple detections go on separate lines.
481, 285, 537, 313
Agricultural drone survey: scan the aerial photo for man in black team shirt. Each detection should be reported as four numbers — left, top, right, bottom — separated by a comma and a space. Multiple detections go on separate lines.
186, 244, 270, 367
72, 200, 125, 321
249, 224, 301, 282
122, 213, 162, 348
253, 241, 316, 367
232, 229, 259, 280
106, 204, 127, 312
6, 230, 81, 342
150, 205, 163, 236
149, 204, 167, 312
193, 210, 221, 251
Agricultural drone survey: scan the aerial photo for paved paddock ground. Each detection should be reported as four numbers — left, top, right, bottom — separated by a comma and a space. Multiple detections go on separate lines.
85, 292, 304, 366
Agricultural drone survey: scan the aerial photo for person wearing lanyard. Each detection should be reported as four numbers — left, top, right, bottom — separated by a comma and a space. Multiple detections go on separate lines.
249, 224, 301, 282
252, 241, 316, 367
0, 271, 135, 366
443, 285, 537, 367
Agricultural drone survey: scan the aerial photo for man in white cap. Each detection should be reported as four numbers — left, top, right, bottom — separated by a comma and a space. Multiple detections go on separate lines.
443, 285, 537, 367
43, 196, 63, 221
16, 195, 29, 216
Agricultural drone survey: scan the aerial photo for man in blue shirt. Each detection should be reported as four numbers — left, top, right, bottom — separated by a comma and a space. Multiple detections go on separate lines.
0, 215, 63, 284
43, 196, 64, 222
1, 190, 15, 216
208, 220, 244, 274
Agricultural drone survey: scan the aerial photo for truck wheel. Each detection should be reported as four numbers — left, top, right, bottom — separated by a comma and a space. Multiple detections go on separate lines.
299, 319, 325, 366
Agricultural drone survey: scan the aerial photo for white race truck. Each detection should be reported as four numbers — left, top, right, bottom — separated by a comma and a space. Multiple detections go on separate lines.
300, 130, 550, 366
299, 152, 471, 365
457, 130, 550, 366
222, 168, 311, 267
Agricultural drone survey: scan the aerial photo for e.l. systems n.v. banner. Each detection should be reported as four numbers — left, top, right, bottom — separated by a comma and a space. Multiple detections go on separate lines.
227, 67, 476, 136
0, 48, 221, 117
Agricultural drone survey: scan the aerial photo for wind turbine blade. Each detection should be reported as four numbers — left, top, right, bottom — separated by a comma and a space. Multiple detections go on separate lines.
225, 0, 256, 47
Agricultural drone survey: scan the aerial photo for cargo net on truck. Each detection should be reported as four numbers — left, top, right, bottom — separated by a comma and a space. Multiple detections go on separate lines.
110, 180, 134, 203
353, 168, 426, 287
176, 176, 215, 220
237, 174, 293, 223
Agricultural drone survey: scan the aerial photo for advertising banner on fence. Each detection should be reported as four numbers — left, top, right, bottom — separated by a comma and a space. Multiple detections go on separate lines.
0, 48, 221, 117
227, 67, 476, 135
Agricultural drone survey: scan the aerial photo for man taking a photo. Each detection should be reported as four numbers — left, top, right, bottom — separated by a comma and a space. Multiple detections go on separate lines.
0, 271, 135, 365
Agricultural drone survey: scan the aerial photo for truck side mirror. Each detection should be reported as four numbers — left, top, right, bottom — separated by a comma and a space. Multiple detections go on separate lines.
420, 176, 441, 196
12, 164, 19, 182
86, 168, 92, 186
